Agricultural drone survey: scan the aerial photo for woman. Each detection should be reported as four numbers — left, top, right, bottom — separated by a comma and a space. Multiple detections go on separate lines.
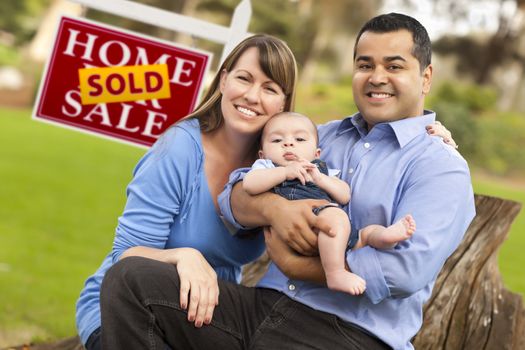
78, 33, 455, 349
76, 34, 297, 350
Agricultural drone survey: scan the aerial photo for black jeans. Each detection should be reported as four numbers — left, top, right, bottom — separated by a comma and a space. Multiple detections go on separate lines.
100, 256, 391, 350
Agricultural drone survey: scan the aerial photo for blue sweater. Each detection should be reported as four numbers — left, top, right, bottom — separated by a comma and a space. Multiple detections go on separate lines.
75, 119, 265, 345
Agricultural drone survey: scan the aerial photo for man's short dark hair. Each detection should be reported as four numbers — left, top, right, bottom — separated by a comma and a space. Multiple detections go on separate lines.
353, 13, 431, 72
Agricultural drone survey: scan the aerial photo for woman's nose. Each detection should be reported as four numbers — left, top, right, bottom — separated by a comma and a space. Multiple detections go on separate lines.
243, 85, 260, 103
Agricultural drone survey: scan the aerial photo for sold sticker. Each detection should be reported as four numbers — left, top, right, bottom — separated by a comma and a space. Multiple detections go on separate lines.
78, 64, 171, 105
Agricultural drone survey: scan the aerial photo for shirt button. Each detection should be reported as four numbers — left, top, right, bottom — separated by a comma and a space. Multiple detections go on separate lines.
288, 284, 296, 291
348, 168, 354, 174
364, 142, 371, 149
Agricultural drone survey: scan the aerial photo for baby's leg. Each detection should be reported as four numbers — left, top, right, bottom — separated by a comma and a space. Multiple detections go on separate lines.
359, 214, 416, 250
318, 207, 366, 295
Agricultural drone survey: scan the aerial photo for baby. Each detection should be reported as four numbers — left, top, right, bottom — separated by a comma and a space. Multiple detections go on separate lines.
243, 112, 416, 295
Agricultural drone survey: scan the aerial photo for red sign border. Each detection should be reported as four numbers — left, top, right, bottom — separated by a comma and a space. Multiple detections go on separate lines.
32, 15, 213, 148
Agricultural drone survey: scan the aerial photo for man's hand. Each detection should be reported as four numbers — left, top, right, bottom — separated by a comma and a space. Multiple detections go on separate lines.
264, 227, 326, 284
267, 198, 333, 256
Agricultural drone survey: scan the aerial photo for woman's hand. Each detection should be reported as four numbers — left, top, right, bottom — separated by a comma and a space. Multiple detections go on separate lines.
172, 248, 219, 328
426, 121, 458, 149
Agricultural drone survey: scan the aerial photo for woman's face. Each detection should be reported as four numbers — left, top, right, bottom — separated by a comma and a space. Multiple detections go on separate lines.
220, 47, 286, 137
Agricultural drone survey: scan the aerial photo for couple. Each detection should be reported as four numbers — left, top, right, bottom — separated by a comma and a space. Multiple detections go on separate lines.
76, 13, 475, 350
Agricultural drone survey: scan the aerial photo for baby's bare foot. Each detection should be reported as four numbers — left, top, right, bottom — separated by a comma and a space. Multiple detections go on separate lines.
381, 214, 416, 245
325, 270, 366, 295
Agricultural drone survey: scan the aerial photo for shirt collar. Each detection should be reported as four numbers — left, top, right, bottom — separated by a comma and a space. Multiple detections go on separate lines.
388, 110, 436, 148
336, 110, 436, 148
336, 113, 367, 138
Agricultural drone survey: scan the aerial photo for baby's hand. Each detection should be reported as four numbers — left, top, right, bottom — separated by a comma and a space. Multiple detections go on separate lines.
285, 161, 313, 185
306, 163, 322, 183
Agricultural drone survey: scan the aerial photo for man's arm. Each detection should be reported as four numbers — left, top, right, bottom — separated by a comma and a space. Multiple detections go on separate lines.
343, 157, 476, 304
230, 182, 325, 254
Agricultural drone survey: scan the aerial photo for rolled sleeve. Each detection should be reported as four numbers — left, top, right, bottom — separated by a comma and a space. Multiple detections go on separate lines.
218, 167, 252, 232
347, 246, 390, 304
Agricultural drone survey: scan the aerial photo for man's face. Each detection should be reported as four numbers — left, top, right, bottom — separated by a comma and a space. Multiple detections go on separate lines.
352, 30, 432, 129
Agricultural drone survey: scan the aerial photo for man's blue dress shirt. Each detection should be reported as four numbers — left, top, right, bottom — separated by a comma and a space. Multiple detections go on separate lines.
219, 111, 476, 350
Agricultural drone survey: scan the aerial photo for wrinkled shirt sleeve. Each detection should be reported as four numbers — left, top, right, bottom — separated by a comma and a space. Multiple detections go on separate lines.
347, 153, 475, 304
218, 167, 253, 231
112, 127, 200, 262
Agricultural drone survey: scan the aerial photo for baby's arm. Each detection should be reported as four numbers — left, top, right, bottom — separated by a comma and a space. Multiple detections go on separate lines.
310, 168, 350, 205
243, 167, 287, 195
243, 161, 313, 195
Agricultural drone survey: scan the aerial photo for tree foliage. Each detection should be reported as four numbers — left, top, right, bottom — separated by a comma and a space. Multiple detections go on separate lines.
0, 0, 52, 45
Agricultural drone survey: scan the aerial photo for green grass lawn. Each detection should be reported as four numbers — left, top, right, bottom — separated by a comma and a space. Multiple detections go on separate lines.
472, 178, 525, 294
0, 108, 145, 344
0, 107, 523, 345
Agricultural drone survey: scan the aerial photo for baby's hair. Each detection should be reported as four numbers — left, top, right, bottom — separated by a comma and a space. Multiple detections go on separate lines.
262, 112, 319, 145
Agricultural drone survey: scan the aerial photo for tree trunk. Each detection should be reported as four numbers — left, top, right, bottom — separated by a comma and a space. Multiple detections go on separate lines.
9, 195, 523, 350
413, 194, 524, 349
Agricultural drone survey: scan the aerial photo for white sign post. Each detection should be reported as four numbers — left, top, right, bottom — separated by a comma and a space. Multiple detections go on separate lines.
69, 0, 252, 66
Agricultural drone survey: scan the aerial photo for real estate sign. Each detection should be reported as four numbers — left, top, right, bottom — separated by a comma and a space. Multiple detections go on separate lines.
33, 16, 212, 147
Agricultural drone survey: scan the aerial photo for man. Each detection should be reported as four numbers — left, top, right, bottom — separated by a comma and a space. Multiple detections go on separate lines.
220, 12, 475, 349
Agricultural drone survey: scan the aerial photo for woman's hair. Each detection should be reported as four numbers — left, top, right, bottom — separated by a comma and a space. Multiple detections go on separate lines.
182, 34, 298, 132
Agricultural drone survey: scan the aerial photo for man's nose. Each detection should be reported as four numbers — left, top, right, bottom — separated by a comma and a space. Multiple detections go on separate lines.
368, 67, 388, 85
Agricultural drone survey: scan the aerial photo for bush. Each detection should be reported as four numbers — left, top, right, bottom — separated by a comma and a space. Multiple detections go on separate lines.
474, 112, 525, 175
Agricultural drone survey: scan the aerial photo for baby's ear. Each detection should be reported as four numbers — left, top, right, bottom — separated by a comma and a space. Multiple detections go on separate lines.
315, 148, 321, 158
258, 150, 264, 159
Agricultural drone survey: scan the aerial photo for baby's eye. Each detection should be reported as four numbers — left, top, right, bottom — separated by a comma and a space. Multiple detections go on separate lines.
296, 138, 306, 142
271, 138, 282, 143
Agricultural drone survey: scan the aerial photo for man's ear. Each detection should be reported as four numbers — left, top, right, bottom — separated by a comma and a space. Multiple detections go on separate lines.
422, 64, 433, 95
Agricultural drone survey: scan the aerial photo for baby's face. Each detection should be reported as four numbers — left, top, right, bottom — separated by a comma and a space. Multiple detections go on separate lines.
259, 115, 320, 166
